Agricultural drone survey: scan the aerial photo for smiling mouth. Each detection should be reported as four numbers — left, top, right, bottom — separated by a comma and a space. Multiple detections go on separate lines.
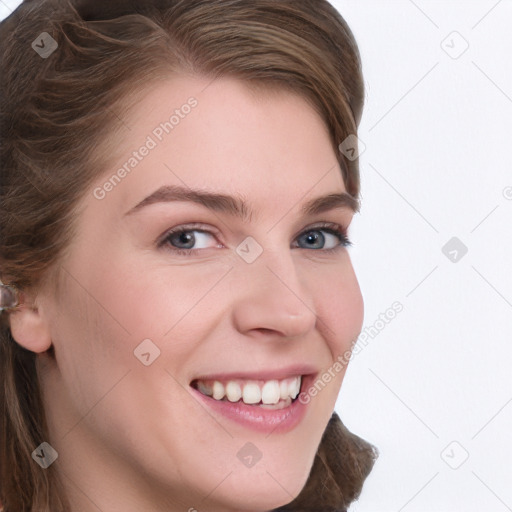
190, 375, 303, 410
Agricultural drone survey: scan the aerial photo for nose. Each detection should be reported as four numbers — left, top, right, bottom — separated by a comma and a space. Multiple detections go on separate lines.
230, 249, 317, 339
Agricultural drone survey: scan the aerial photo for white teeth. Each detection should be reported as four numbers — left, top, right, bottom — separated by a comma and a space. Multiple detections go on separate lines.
260, 396, 292, 410
280, 380, 289, 400
225, 381, 242, 402
261, 380, 281, 405
212, 381, 225, 401
242, 382, 262, 404
195, 375, 303, 406
288, 377, 300, 399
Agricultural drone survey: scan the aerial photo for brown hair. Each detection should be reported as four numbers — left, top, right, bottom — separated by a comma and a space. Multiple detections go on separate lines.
0, 0, 377, 510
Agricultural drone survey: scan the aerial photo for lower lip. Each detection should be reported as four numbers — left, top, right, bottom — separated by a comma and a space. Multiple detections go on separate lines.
189, 374, 315, 434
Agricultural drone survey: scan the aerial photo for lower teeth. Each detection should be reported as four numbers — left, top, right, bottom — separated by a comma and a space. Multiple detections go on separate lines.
220, 396, 293, 409
259, 397, 292, 409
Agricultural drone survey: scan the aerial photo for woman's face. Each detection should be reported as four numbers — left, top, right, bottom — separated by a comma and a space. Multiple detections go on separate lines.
36, 76, 364, 511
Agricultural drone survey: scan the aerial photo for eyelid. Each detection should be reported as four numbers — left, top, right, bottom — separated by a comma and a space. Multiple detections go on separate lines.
293, 221, 346, 239
157, 222, 221, 246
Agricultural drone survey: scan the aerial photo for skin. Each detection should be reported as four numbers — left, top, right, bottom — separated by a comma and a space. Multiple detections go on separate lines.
10, 75, 364, 512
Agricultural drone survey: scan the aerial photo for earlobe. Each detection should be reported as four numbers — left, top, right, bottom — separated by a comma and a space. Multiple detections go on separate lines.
8, 298, 52, 354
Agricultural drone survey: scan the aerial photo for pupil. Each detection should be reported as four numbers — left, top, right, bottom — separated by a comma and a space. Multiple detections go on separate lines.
177, 232, 194, 248
304, 231, 324, 249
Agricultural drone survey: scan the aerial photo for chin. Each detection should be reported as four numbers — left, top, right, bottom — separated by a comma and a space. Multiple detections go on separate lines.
197, 461, 310, 512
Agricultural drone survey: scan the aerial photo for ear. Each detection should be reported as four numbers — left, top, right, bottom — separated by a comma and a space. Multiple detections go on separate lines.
8, 290, 52, 353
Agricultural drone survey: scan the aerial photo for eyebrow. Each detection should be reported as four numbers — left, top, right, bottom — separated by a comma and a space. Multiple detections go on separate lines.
124, 185, 359, 221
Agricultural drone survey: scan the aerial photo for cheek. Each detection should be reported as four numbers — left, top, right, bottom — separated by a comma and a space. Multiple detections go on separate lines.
42, 282, 134, 433
81, 248, 231, 342
307, 256, 364, 353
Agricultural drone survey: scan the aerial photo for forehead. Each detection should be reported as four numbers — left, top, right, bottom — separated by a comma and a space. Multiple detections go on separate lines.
92, 75, 347, 216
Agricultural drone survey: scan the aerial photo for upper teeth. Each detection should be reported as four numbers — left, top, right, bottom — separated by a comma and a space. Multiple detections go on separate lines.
196, 376, 302, 405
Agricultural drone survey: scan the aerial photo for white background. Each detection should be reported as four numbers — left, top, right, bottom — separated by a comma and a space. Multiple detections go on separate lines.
1, 1, 511, 511
333, 2, 512, 512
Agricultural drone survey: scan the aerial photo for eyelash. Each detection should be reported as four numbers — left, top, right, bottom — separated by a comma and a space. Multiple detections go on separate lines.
158, 222, 352, 256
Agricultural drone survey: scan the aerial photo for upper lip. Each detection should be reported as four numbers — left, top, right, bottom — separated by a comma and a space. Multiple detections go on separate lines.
190, 364, 319, 383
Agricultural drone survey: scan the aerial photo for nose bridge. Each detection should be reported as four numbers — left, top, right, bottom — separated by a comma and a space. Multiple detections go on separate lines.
230, 243, 317, 337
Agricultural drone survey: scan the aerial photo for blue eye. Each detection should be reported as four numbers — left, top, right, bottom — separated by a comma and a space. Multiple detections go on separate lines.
295, 225, 352, 252
163, 228, 218, 252
160, 223, 351, 256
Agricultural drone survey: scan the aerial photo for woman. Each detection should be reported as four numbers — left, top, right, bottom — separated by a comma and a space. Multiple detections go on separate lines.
0, 0, 377, 510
